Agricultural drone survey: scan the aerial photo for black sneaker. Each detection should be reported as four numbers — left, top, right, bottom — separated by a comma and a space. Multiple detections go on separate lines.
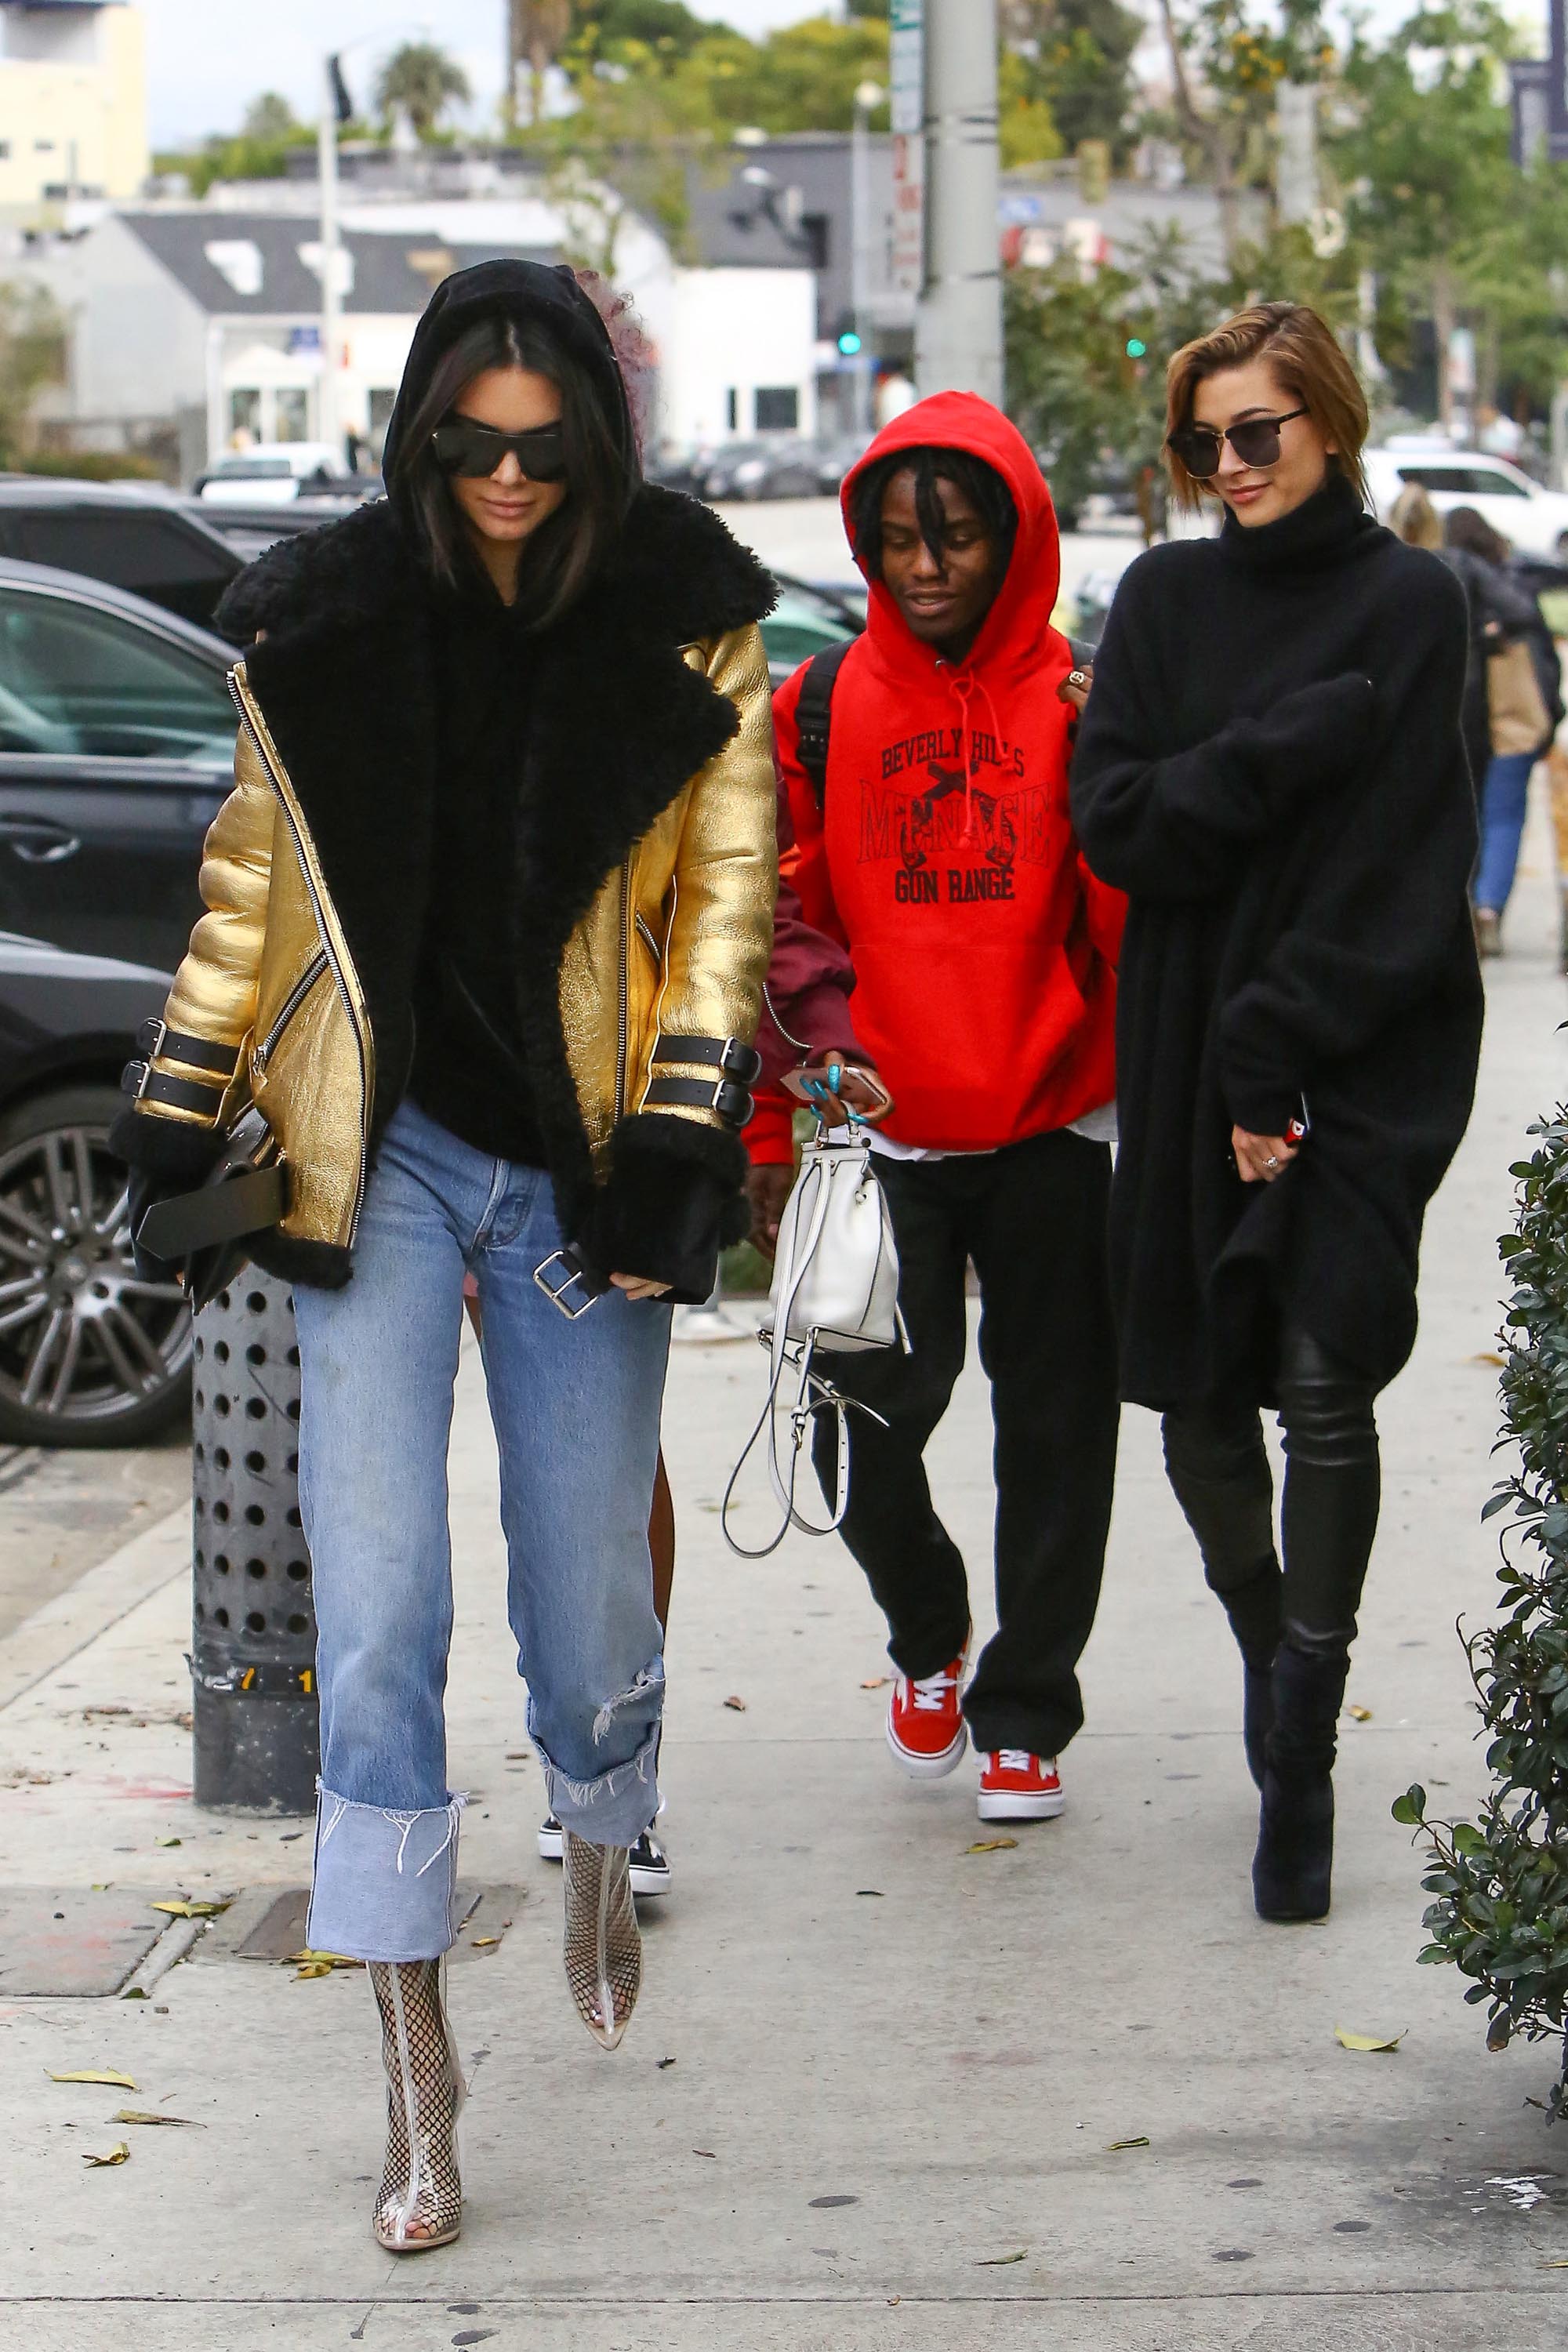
537, 1813, 672, 1898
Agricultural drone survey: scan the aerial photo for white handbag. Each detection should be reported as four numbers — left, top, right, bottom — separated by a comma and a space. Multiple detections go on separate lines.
723, 1121, 906, 1559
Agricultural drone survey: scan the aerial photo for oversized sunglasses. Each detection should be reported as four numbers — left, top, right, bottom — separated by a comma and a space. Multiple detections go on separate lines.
430, 416, 568, 481
1167, 406, 1309, 479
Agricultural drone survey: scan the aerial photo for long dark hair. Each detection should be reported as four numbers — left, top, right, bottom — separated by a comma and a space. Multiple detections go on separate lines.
393, 310, 637, 627
848, 446, 1018, 579
1444, 503, 1511, 568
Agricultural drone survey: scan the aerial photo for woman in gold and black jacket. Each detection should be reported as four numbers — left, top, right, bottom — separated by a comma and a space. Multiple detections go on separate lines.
111, 261, 776, 2251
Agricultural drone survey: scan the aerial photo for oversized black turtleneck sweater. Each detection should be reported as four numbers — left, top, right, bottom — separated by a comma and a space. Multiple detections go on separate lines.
1070, 471, 1484, 1410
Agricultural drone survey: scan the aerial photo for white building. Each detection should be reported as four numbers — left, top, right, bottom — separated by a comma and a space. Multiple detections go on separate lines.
0, 0, 148, 216
24, 161, 818, 476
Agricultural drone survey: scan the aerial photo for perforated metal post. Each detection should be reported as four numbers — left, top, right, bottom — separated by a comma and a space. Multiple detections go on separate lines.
190, 1273, 318, 1813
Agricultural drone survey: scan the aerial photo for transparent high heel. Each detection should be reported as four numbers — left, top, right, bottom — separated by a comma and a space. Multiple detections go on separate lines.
562, 1831, 641, 2049
368, 1957, 465, 2252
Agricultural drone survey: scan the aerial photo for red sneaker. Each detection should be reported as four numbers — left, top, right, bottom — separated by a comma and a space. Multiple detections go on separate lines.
978, 1750, 1065, 1821
886, 1639, 969, 1780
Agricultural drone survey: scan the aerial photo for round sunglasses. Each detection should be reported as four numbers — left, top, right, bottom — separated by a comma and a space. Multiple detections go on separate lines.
1167, 405, 1309, 480
430, 416, 568, 482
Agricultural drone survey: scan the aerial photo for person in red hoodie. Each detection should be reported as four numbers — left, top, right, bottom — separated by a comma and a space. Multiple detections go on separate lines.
771, 391, 1124, 1822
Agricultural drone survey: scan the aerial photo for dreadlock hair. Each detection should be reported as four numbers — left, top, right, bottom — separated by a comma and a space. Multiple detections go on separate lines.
848, 445, 1018, 580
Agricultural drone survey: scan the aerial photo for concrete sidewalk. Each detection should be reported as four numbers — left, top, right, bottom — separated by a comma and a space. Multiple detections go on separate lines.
4, 811, 1568, 2349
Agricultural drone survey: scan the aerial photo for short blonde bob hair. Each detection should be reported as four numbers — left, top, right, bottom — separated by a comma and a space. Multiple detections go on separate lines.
1164, 299, 1370, 511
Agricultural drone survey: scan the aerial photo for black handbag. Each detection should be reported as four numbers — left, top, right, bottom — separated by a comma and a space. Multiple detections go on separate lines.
135, 1104, 287, 1315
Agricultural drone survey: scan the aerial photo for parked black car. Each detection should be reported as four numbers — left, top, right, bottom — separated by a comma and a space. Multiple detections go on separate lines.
0, 557, 236, 975
0, 928, 190, 1446
0, 477, 245, 634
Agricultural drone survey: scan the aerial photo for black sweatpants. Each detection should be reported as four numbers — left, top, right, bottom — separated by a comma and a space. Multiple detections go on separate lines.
811, 1127, 1120, 1759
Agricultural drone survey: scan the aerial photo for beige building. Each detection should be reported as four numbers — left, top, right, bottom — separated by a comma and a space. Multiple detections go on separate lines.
0, 1, 147, 216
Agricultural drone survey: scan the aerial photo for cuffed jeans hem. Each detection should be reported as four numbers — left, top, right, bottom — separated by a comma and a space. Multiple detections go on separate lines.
962, 1702, 1083, 1761
532, 1712, 661, 1849
887, 1616, 972, 1686
304, 1780, 466, 1962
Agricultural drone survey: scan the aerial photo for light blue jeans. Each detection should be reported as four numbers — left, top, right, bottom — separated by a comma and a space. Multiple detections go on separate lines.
292, 1098, 671, 1962
1474, 749, 1537, 916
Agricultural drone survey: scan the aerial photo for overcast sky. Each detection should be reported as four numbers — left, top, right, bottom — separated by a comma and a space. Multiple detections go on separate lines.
143, 0, 833, 146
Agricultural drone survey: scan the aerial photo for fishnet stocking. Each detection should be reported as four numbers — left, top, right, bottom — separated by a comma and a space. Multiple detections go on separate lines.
562, 1832, 641, 2049
368, 1959, 464, 2250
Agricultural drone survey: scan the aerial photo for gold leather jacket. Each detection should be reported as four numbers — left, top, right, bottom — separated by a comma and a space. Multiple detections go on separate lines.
118, 491, 779, 1289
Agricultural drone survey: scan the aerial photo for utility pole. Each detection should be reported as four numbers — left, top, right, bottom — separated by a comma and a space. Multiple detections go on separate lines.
914, 0, 1003, 404
318, 56, 344, 457
850, 78, 884, 436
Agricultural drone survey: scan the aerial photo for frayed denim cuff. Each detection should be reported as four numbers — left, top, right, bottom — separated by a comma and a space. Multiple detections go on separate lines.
305, 1780, 466, 1962
531, 1708, 661, 1849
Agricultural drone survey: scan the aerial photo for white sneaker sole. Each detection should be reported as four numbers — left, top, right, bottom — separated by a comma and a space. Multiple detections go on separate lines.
977, 1786, 1065, 1820
538, 1823, 670, 1896
886, 1717, 968, 1780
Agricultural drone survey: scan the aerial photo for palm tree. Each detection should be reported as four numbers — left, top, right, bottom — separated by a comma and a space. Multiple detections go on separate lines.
372, 42, 472, 139
508, 0, 573, 129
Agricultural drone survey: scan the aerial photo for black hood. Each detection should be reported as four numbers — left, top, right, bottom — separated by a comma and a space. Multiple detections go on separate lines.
379, 258, 638, 519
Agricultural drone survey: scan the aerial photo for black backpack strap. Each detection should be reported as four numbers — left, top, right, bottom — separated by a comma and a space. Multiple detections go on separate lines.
793, 637, 855, 809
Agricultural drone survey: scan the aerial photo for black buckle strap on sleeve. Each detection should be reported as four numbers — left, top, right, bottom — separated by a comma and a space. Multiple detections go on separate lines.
135, 1018, 241, 1082
652, 1033, 762, 1085
123, 1063, 227, 1117
643, 1074, 754, 1126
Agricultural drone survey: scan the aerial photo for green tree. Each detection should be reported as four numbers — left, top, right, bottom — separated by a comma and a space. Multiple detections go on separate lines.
0, 282, 66, 469
373, 41, 472, 138
241, 91, 299, 142
1002, 0, 1144, 159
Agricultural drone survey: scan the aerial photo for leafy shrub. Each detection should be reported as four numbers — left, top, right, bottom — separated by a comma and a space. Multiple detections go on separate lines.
1393, 1111, 1568, 2122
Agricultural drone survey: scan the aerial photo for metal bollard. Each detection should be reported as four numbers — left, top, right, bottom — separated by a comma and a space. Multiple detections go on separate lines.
190, 1272, 318, 1813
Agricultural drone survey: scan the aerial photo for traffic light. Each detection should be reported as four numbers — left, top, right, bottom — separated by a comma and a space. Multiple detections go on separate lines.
838, 327, 864, 358
1125, 337, 1147, 360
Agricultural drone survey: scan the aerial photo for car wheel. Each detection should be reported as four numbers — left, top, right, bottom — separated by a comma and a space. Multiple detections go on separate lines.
0, 1085, 192, 1449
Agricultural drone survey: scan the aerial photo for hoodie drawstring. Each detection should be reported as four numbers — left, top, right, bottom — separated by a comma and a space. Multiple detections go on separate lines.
938, 665, 1008, 842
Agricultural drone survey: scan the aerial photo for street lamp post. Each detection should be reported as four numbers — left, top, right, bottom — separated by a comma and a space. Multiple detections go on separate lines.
850, 79, 885, 437
914, 0, 1003, 404
317, 56, 347, 457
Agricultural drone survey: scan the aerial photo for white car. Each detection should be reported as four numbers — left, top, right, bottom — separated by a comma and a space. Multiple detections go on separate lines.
195, 442, 352, 507
1363, 445, 1568, 559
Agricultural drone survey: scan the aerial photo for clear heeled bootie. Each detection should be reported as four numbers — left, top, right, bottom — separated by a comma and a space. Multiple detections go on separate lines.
562, 1831, 641, 2049
368, 1957, 465, 2252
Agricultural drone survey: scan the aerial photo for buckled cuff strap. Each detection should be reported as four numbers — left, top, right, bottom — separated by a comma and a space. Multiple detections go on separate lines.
642, 1074, 754, 1126
651, 1033, 762, 1086
122, 1062, 227, 1117
136, 1018, 241, 1080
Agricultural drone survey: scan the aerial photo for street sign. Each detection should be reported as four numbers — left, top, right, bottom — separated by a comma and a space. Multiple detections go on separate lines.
890, 0, 925, 297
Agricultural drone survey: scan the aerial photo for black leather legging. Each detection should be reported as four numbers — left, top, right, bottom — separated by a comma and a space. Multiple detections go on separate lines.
1160, 1327, 1380, 1657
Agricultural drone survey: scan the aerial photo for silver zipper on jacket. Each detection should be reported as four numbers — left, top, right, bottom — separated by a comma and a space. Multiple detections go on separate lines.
615, 853, 633, 1121
252, 949, 328, 1076
227, 670, 374, 1241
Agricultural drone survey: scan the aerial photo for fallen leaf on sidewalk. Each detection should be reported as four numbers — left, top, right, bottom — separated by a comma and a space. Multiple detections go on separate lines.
966, 1837, 1018, 1854
1471, 1352, 1505, 1367
693, 2148, 717, 2158
1345, 1705, 1374, 1722
114, 2111, 201, 2128
658, 2056, 677, 2069
855, 1889, 884, 1897
121, 1989, 147, 2002
287, 1948, 363, 1979
471, 1936, 500, 1948
723, 1694, 746, 1711
83, 2143, 129, 2168
859, 1676, 890, 1690
1334, 2025, 1406, 2053
504, 1751, 529, 1761
154, 1836, 182, 1848
1107, 2136, 1151, 2151
50, 2070, 136, 2090
150, 1900, 227, 1919
976, 2250, 1026, 2266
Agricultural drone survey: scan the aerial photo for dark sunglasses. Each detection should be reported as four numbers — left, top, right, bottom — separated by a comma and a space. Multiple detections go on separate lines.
1167, 406, 1309, 479
430, 416, 568, 481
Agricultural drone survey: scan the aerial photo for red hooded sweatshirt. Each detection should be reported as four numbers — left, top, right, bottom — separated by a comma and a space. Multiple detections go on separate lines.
773, 392, 1124, 1154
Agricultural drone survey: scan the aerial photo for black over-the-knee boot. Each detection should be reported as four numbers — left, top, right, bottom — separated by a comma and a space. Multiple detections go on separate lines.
1162, 1406, 1283, 1788
1254, 1331, 1380, 1922
1252, 1624, 1352, 1922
